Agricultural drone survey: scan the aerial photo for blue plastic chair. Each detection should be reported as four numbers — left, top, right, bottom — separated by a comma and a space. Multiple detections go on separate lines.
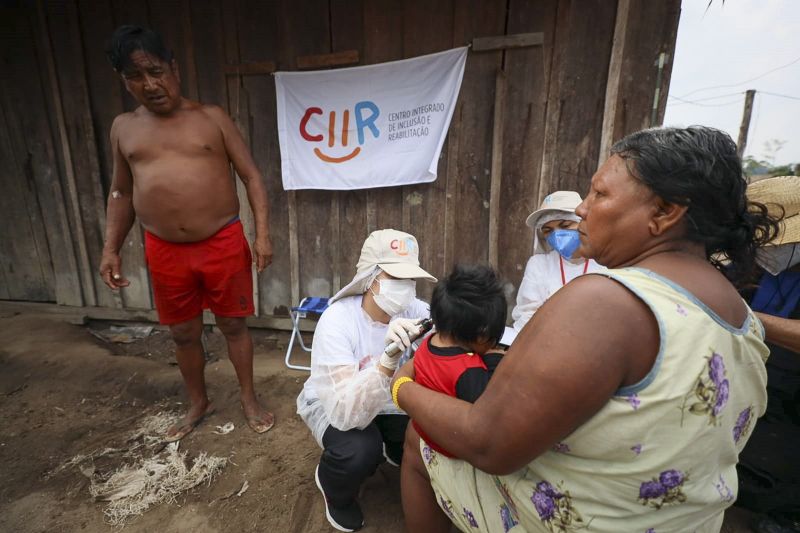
284, 297, 329, 371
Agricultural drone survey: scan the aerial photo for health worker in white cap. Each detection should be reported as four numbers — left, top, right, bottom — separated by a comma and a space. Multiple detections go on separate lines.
506, 191, 605, 343
296, 228, 436, 532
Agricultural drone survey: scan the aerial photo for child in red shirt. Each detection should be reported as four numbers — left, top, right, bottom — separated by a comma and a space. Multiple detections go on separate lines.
401, 264, 507, 523
412, 263, 507, 456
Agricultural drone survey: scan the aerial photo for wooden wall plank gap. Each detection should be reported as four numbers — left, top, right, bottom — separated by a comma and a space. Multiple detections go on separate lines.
488, 68, 506, 269
442, 101, 463, 273
180, 0, 200, 100
288, 190, 300, 306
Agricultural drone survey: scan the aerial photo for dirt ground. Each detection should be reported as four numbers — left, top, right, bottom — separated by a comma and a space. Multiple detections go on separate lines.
0, 312, 760, 532
0, 313, 404, 533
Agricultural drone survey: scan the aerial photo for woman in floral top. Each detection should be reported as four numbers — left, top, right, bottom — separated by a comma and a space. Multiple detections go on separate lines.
393, 126, 781, 532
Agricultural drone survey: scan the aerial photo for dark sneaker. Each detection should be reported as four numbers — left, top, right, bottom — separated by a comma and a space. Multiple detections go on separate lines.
314, 464, 364, 532
382, 442, 400, 467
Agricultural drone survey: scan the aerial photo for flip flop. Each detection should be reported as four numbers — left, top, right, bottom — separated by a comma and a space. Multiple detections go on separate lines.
246, 412, 275, 434
164, 405, 216, 443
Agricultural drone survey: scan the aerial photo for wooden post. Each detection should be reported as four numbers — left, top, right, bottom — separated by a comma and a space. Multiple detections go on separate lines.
650, 51, 666, 127
598, 0, 680, 166
737, 90, 756, 158
650, 52, 667, 128
598, 0, 631, 167
488, 69, 506, 269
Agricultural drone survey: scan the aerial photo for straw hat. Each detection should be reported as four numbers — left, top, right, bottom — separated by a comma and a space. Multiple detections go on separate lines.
329, 229, 437, 304
746, 176, 800, 246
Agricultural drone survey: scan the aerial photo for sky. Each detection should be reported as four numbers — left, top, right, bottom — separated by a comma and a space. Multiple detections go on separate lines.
663, 0, 800, 166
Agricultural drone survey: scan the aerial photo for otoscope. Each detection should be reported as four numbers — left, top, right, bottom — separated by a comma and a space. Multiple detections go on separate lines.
382, 318, 434, 358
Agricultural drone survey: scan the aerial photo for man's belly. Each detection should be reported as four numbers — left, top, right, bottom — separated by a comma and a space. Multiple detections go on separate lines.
133, 174, 240, 242
139, 212, 241, 243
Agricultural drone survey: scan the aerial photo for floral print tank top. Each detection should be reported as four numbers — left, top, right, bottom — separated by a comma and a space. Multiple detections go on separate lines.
424, 267, 769, 533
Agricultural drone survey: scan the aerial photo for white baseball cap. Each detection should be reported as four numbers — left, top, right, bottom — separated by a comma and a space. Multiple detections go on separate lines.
329, 229, 437, 304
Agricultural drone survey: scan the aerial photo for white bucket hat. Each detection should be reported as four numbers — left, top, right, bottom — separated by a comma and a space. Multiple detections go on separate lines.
525, 191, 583, 254
329, 229, 437, 304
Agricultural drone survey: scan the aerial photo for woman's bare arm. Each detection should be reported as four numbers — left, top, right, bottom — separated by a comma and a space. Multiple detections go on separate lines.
396, 274, 659, 475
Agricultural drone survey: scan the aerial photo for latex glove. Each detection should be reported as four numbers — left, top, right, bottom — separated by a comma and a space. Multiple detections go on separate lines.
379, 349, 402, 372
379, 318, 422, 372
384, 318, 423, 351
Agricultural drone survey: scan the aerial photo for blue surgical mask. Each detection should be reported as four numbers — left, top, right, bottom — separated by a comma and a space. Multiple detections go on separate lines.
546, 229, 581, 259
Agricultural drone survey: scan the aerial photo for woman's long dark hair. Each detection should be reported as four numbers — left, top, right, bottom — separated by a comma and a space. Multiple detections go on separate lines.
611, 126, 782, 285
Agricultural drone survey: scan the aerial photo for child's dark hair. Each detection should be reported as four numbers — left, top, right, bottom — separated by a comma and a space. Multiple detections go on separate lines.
106, 25, 173, 72
430, 264, 507, 345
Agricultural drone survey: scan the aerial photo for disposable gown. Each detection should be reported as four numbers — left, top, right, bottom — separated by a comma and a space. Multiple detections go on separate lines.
296, 295, 429, 446
512, 251, 605, 331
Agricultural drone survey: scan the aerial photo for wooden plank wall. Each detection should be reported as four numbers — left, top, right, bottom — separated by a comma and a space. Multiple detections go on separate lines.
598, 0, 681, 164
0, 0, 680, 321
0, 2, 80, 304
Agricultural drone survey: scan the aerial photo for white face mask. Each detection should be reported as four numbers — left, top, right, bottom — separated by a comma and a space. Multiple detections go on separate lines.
371, 279, 416, 316
756, 243, 800, 276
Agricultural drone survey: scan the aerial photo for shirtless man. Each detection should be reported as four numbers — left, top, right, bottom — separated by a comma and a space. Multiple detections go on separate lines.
100, 25, 274, 441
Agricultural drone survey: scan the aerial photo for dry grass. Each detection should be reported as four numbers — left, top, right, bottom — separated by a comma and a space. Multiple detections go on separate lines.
55, 412, 227, 526
89, 442, 227, 526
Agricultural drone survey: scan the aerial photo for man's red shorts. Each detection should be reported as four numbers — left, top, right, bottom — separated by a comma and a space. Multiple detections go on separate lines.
144, 220, 255, 325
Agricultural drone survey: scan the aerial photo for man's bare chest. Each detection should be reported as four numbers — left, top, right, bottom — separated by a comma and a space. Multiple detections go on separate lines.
120, 118, 224, 163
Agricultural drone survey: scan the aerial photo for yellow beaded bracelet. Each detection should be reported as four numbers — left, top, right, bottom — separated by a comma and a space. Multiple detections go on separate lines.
392, 377, 414, 409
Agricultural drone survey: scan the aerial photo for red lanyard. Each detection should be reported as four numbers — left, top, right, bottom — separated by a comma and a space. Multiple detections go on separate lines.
559, 256, 589, 286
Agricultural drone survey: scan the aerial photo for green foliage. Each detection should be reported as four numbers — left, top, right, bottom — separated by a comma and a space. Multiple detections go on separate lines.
743, 157, 800, 179
743, 139, 799, 180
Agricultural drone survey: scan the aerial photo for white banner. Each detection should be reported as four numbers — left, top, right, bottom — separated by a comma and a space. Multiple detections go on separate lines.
275, 47, 467, 191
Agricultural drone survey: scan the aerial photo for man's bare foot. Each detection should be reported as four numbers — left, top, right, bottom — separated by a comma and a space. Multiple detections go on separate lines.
165, 402, 215, 442
241, 396, 274, 434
